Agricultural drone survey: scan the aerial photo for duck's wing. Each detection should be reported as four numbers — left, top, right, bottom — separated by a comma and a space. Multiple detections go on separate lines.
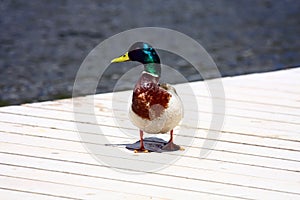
159, 82, 184, 118
159, 83, 178, 95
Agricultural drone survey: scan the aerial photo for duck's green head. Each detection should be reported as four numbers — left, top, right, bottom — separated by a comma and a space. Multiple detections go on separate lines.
111, 42, 161, 76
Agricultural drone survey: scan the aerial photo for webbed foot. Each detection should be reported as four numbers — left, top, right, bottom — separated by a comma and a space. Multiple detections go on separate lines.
161, 129, 185, 151
134, 148, 149, 153
162, 142, 184, 151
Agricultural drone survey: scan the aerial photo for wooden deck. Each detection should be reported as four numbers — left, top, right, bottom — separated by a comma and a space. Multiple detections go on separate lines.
0, 68, 300, 199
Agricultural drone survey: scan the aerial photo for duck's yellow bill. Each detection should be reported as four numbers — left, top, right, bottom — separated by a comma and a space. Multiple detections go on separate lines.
111, 52, 130, 63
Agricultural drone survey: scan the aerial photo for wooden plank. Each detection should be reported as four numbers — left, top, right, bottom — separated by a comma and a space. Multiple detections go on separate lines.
3, 108, 299, 167
1, 134, 300, 185
1, 151, 299, 200
24, 96, 300, 140
0, 157, 247, 200
23, 97, 300, 132
0, 68, 299, 199
0, 174, 160, 200
0, 188, 74, 200
1, 106, 300, 156
1, 139, 299, 183
2, 102, 300, 144
3, 122, 299, 191
1, 114, 300, 165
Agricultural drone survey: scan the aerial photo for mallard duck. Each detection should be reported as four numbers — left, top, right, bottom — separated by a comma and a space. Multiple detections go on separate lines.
111, 42, 183, 152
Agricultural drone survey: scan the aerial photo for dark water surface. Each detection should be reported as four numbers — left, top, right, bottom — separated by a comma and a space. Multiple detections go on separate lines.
0, 0, 299, 105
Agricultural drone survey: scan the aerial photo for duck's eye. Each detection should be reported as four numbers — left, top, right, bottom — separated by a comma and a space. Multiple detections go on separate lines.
123, 55, 126, 57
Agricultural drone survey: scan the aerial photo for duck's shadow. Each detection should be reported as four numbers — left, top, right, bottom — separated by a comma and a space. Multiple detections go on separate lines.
106, 137, 170, 153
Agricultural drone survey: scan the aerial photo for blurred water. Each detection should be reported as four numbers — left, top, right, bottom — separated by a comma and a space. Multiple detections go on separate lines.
0, 0, 299, 105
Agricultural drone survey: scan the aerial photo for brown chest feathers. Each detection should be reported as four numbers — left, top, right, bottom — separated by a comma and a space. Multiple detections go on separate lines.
132, 81, 171, 120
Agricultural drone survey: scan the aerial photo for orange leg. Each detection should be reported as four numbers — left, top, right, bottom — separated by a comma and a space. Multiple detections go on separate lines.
134, 130, 149, 153
162, 130, 183, 151
169, 129, 174, 143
